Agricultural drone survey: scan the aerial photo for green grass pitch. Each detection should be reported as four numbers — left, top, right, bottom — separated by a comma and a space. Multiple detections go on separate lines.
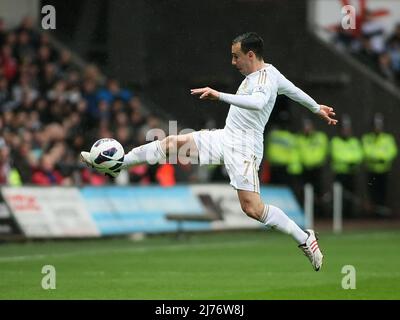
0, 229, 399, 299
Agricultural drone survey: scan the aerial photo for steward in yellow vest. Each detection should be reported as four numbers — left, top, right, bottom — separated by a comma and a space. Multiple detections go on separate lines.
297, 119, 329, 213
362, 114, 398, 216
330, 116, 363, 217
265, 128, 301, 184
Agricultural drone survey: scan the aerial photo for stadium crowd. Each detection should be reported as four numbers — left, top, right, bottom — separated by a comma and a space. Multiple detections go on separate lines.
0, 17, 192, 187
333, 11, 400, 85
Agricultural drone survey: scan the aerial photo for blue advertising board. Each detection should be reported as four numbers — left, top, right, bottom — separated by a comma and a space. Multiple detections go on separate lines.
81, 186, 210, 235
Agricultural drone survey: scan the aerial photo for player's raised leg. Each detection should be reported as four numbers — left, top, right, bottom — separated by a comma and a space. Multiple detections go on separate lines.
123, 133, 199, 167
237, 190, 324, 271
81, 133, 199, 173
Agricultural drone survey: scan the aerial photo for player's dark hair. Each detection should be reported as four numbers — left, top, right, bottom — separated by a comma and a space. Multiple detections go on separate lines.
232, 32, 264, 59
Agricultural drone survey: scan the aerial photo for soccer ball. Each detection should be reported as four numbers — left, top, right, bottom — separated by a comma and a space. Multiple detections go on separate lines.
89, 138, 125, 174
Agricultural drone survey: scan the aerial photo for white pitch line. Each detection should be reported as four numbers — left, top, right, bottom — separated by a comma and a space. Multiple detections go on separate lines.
0, 239, 267, 263
0, 254, 46, 262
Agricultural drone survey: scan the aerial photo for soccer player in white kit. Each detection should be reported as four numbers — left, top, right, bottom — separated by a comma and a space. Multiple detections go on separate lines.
81, 32, 338, 271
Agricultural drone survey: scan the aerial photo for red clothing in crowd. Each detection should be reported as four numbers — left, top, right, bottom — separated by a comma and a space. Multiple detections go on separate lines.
31, 168, 64, 185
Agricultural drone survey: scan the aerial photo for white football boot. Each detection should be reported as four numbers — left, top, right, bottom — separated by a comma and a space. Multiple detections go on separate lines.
298, 229, 324, 271
80, 151, 120, 178
80, 151, 93, 168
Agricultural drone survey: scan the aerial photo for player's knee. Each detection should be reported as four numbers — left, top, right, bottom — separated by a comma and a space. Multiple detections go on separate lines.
164, 135, 178, 153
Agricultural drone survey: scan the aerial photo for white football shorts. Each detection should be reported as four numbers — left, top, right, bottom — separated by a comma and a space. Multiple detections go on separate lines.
192, 129, 262, 193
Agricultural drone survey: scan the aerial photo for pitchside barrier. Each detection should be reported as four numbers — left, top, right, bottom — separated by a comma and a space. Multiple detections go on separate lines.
1, 187, 100, 238
303, 183, 344, 234
0, 185, 304, 239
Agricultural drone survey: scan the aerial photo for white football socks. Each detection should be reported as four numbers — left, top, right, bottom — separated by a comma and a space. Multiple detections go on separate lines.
260, 204, 308, 244
122, 140, 167, 168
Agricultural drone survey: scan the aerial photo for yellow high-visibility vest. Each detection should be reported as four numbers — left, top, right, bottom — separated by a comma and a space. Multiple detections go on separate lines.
266, 130, 302, 175
331, 136, 363, 174
297, 132, 328, 169
362, 132, 398, 173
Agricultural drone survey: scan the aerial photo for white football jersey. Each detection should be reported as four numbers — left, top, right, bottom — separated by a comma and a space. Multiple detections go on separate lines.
223, 64, 320, 157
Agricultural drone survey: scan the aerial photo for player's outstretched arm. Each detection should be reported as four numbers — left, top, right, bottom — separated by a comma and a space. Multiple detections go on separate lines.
190, 87, 220, 100
318, 105, 338, 126
276, 71, 338, 126
191, 87, 267, 111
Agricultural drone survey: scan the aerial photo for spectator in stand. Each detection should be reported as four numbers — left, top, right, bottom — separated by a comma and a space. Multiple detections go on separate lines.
330, 115, 364, 217
387, 23, 400, 48
362, 113, 398, 217
156, 164, 176, 187
12, 143, 33, 183
0, 76, 10, 108
265, 112, 301, 186
361, 10, 386, 56
4, 31, 17, 51
15, 30, 35, 62
0, 18, 6, 47
1, 44, 18, 81
81, 167, 108, 186
129, 107, 147, 148
39, 62, 58, 94
127, 96, 144, 114
140, 114, 168, 142
115, 126, 133, 149
82, 78, 100, 125
12, 72, 39, 107
36, 44, 53, 73
110, 97, 125, 116
334, 27, 359, 53
174, 158, 199, 183
0, 138, 22, 186
128, 164, 151, 185
83, 64, 102, 84
378, 52, 395, 81
31, 154, 64, 185
58, 49, 74, 75
297, 118, 329, 214
355, 35, 380, 72
387, 23, 400, 84
15, 16, 39, 48
98, 78, 132, 104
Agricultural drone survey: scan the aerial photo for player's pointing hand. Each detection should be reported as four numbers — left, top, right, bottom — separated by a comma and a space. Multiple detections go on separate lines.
318, 105, 338, 126
191, 87, 220, 100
